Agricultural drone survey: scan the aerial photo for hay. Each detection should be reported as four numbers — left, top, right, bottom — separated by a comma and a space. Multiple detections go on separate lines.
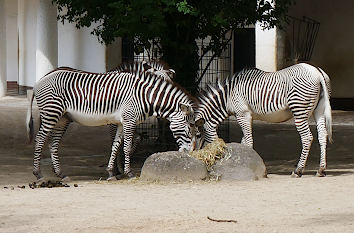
189, 138, 227, 170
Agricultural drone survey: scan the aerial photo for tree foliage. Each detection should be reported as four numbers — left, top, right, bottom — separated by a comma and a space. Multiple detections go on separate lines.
53, 0, 295, 91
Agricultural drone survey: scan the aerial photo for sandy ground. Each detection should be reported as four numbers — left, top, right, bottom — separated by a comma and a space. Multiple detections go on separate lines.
1, 96, 354, 233
1, 174, 354, 233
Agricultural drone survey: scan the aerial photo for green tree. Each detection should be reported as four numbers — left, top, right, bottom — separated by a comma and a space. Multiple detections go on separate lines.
53, 0, 294, 92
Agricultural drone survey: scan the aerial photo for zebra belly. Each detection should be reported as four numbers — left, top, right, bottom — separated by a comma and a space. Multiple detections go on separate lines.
66, 109, 122, 126
252, 108, 293, 123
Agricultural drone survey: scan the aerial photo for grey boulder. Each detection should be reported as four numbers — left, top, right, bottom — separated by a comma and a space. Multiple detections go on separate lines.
212, 143, 267, 181
140, 151, 208, 182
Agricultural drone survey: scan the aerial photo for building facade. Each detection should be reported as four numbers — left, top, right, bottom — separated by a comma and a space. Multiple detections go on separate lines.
0, 0, 353, 109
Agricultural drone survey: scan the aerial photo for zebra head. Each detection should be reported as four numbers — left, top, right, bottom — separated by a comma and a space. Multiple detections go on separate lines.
194, 113, 216, 150
168, 103, 197, 153
194, 82, 229, 149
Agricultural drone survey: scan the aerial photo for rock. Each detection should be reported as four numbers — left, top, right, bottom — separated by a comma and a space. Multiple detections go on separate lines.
212, 143, 267, 181
140, 151, 208, 182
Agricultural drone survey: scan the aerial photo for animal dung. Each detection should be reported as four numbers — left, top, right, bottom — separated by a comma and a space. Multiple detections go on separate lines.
28, 180, 71, 189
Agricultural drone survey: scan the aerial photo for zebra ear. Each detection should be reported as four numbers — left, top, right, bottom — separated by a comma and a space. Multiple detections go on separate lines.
179, 103, 192, 115
168, 69, 176, 79
142, 62, 152, 71
195, 118, 205, 128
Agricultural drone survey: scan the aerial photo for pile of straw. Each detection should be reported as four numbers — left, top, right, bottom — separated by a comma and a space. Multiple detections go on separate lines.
189, 138, 227, 170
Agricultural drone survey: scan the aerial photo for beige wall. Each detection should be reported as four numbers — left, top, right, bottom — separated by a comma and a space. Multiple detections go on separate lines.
287, 0, 354, 98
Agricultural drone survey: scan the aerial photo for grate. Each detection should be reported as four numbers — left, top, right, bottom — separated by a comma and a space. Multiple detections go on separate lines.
288, 16, 320, 62
122, 38, 232, 149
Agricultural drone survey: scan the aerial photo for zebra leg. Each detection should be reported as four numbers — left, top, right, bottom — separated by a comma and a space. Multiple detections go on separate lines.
106, 124, 123, 180
107, 124, 141, 176
48, 117, 71, 181
116, 134, 141, 175
33, 123, 47, 180
236, 113, 254, 147
33, 117, 60, 180
314, 114, 328, 177
120, 121, 137, 179
292, 118, 313, 177
108, 124, 120, 175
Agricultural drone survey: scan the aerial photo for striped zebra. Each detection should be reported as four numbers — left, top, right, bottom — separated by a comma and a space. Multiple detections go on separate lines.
36, 60, 174, 175
195, 63, 332, 177
26, 67, 196, 181
107, 60, 176, 174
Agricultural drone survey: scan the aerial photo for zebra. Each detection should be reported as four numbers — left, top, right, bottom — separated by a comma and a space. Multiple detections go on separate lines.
26, 67, 196, 181
53, 60, 175, 175
38, 61, 174, 175
195, 63, 332, 177
107, 60, 176, 174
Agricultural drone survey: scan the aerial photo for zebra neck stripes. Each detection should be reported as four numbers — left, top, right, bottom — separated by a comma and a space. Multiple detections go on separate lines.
197, 82, 230, 143
195, 63, 333, 177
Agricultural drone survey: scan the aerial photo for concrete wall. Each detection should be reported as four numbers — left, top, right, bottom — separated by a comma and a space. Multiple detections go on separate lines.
287, 0, 354, 98
18, 0, 38, 87
15, 0, 109, 87
106, 38, 122, 71
36, 0, 57, 81
5, 0, 18, 82
255, 24, 277, 72
58, 22, 106, 73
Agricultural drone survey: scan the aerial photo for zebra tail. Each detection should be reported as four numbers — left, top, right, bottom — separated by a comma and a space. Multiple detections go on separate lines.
317, 68, 333, 143
26, 90, 34, 144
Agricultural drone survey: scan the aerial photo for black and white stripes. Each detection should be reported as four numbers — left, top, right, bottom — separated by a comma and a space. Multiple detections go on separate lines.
27, 63, 195, 181
196, 63, 332, 177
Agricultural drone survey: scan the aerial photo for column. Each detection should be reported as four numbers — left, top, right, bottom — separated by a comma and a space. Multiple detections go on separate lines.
0, 0, 7, 97
255, 23, 277, 72
36, 0, 58, 81
5, 0, 19, 83
18, 0, 38, 87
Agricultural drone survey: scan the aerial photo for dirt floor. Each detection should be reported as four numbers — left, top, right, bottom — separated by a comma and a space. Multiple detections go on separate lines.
1, 95, 354, 233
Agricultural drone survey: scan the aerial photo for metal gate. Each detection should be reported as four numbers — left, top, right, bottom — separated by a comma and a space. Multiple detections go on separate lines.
288, 16, 320, 62
122, 39, 232, 150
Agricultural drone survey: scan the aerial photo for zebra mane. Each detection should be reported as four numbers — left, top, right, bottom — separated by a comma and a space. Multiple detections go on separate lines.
109, 60, 175, 81
199, 77, 227, 99
110, 60, 171, 73
136, 71, 197, 108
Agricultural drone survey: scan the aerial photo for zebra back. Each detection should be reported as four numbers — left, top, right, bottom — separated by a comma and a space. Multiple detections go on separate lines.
110, 60, 175, 81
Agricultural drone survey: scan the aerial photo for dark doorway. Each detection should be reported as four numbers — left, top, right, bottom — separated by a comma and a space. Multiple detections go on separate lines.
122, 37, 134, 62
233, 28, 255, 72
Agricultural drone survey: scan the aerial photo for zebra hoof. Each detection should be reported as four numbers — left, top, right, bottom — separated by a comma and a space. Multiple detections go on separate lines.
116, 171, 136, 180
33, 170, 43, 181
316, 170, 326, 177
291, 171, 302, 178
61, 176, 71, 182
107, 176, 118, 181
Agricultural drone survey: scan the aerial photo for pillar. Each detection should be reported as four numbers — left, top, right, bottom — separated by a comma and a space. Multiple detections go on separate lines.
0, 0, 7, 97
18, 0, 38, 87
255, 23, 277, 72
5, 0, 19, 83
36, 0, 57, 81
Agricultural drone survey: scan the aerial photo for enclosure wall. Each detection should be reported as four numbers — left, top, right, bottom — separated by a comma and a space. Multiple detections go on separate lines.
288, 0, 354, 98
